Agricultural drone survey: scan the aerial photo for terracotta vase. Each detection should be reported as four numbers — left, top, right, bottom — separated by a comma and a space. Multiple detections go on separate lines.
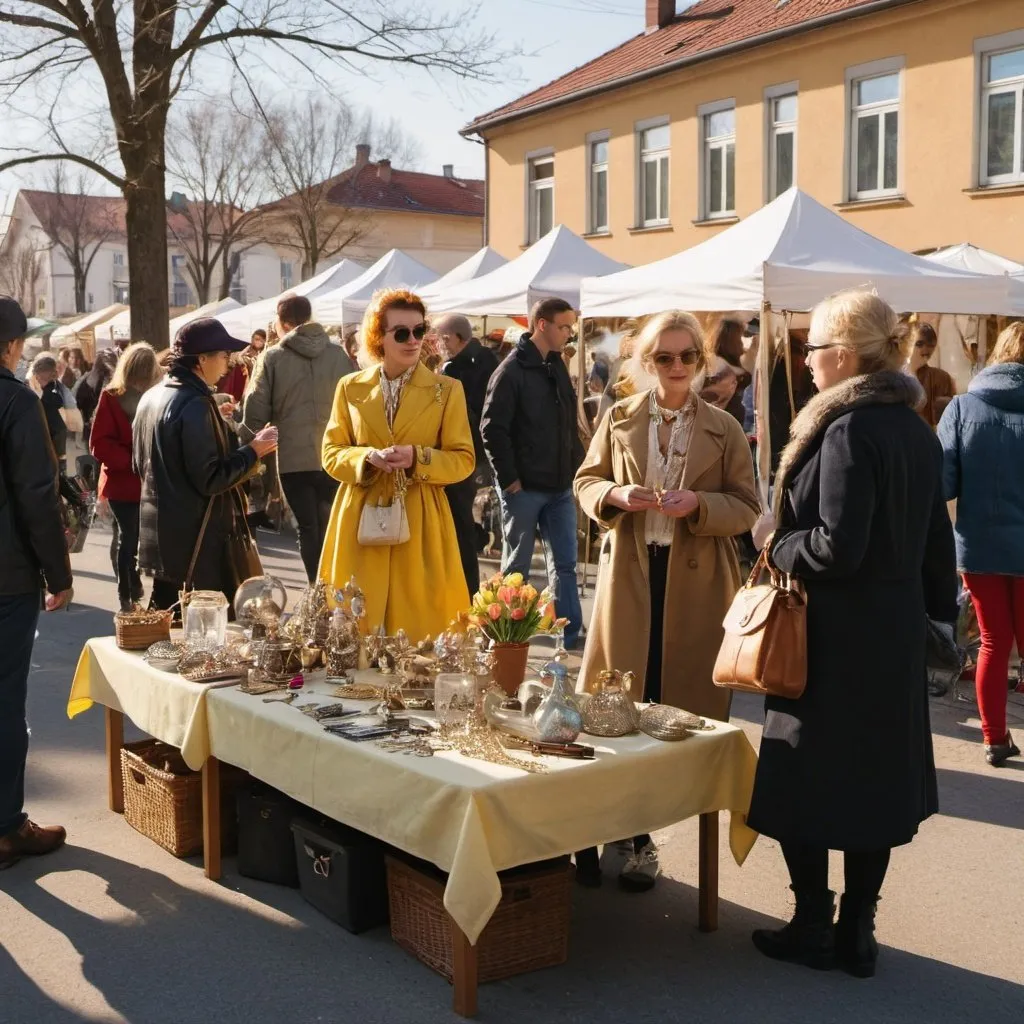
490, 642, 531, 696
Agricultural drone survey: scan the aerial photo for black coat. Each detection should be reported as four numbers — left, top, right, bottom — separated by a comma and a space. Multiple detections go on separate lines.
0, 367, 72, 596
133, 365, 257, 589
443, 338, 498, 482
480, 334, 584, 493
747, 371, 958, 851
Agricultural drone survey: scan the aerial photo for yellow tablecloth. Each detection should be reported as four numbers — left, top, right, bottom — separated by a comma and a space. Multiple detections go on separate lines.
205, 674, 758, 945
67, 637, 239, 770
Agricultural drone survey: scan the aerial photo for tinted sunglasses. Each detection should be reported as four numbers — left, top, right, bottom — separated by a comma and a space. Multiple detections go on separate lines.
387, 323, 427, 344
652, 350, 700, 367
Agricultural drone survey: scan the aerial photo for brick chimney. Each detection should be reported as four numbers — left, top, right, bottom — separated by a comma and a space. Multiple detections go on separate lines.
645, 0, 675, 33
355, 143, 371, 167
377, 158, 392, 183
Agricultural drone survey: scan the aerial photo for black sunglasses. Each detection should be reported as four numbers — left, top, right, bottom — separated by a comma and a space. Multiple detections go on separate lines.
652, 350, 700, 367
387, 323, 427, 344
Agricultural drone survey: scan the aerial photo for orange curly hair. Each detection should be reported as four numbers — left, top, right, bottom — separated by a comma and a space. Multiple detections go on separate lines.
358, 288, 427, 365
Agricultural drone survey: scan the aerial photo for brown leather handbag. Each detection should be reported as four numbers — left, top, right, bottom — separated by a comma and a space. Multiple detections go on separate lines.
712, 546, 807, 698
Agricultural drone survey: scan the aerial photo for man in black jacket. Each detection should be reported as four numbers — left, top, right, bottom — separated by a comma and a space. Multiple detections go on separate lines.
0, 296, 73, 870
480, 298, 585, 647
437, 313, 499, 596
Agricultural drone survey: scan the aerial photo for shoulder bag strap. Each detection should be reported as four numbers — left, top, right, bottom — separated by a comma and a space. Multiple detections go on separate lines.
206, 396, 257, 542
184, 496, 216, 593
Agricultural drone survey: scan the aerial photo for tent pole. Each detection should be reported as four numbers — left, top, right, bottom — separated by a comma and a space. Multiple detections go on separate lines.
755, 300, 773, 511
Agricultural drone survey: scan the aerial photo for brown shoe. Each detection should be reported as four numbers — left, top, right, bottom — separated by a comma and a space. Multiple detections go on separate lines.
0, 819, 67, 869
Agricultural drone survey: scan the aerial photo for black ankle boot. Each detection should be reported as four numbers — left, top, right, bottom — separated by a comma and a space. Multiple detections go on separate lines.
835, 894, 879, 978
752, 887, 836, 970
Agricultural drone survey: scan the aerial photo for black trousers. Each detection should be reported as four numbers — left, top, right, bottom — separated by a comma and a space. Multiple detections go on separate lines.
446, 477, 480, 597
108, 499, 143, 604
280, 470, 339, 583
782, 841, 892, 900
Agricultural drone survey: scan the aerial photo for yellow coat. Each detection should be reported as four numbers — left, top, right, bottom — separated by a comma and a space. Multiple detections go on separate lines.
319, 362, 475, 640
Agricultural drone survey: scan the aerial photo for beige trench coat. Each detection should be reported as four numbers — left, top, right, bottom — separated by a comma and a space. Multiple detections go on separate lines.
574, 391, 760, 721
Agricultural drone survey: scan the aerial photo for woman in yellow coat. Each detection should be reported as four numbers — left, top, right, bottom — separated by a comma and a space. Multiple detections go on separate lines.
320, 288, 475, 638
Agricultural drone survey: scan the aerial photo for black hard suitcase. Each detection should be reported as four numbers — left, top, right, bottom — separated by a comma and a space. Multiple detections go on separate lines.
291, 816, 389, 933
236, 780, 302, 887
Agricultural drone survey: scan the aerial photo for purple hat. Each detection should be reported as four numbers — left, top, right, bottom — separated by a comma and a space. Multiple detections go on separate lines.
173, 317, 248, 356
0, 296, 28, 345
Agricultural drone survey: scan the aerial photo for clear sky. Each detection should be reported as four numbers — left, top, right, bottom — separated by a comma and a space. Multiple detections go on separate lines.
0, 0, 685, 194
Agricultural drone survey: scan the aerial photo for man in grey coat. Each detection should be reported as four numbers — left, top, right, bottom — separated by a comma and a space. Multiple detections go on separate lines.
242, 293, 355, 581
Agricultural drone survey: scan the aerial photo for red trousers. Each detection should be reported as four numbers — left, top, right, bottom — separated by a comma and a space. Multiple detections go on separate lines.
962, 573, 1024, 745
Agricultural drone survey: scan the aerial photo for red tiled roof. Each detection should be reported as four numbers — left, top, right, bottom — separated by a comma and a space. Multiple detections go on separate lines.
325, 164, 484, 217
464, 0, 919, 133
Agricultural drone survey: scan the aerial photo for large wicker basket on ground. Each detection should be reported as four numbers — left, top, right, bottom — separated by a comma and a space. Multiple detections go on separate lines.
386, 854, 572, 984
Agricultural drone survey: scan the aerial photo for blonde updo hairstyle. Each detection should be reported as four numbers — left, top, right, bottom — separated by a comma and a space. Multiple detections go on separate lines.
990, 321, 1024, 366
358, 287, 427, 366
632, 310, 710, 376
808, 290, 908, 375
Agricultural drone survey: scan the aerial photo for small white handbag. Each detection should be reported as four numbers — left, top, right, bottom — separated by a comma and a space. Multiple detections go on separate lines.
357, 470, 410, 546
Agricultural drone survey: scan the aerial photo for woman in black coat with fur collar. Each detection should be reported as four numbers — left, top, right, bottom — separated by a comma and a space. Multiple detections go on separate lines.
747, 292, 958, 979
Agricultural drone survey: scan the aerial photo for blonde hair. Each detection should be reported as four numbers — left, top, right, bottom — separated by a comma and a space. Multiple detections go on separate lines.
990, 322, 1024, 365
632, 310, 710, 374
358, 288, 427, 365
106, 342, 160, 395
809, 290, 908, 374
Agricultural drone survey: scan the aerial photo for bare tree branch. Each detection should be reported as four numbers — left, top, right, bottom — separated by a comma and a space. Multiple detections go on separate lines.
0, 151, 125, 188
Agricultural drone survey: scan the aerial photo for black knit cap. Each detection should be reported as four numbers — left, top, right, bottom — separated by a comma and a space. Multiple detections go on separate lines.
0, 296, 28, 345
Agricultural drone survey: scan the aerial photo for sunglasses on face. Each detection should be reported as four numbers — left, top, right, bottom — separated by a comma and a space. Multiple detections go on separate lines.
652, 350, 700, 367
805, 342, 841, 353
386, 323, 427, 344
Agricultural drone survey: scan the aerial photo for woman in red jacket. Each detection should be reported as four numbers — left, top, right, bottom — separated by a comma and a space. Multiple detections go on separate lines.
90, 343, 162, 610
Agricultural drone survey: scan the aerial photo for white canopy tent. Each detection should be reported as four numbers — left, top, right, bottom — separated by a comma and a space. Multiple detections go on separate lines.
216, 259, 366, 338
50, 304, 128, 346
922, 242, 1024, 276
426, 225, 629, 316
169, 297, 243, 340
96, 296, 243, 347
314, 249, 439, 326
580, 188, 1024, 318
418, 246, 508, 304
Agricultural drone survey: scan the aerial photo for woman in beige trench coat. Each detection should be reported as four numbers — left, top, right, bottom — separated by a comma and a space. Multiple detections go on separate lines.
573, 310, 759, 891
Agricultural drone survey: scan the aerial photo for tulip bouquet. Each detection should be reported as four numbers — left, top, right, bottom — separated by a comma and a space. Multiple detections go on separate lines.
468, 572, 567, 645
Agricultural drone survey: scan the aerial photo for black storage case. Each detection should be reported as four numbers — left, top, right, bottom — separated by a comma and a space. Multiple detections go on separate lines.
291, 816, 389, 933
236, 780, 302, 887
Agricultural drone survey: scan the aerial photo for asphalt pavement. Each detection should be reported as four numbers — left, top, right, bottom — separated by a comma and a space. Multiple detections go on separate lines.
1, 515, 1022, 1024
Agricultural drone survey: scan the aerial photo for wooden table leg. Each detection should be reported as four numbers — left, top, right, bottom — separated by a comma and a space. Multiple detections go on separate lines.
202, 756, 222, 882
450, 915, 479, 1018
698, 811, 719, 933
104, 707, 124, 814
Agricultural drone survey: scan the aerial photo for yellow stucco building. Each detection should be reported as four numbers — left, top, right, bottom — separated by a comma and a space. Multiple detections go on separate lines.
464, 0, 1024, 265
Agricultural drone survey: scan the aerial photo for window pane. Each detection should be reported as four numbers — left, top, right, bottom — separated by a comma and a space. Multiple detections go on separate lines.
659, 155, 669, 219
537, 186, 553, 237
593, 168, 608, 230
643, 159, 658, 221
856, 73, 899, 106
883, 110, 899, 190
989, 48, 1024, 84
709, 146, 723, 214
775, 131, 794, 195
706, 109, 735, 139
725, 143, 735, 212
642, 124, 669, 151
986, 91, 1018, 177
856, 113, 880, 192
774, 94, 797, 124
531, 159, 554, 181
592, 140, 608, 165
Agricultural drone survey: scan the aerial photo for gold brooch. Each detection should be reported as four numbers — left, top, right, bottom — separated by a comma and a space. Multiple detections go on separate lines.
434, 383, 443, 404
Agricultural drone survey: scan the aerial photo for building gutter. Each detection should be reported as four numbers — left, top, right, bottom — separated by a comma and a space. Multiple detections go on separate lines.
462, 0, 922, 137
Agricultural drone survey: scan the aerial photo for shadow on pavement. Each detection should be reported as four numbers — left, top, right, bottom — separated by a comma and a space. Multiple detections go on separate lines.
935, 767, 1024, 829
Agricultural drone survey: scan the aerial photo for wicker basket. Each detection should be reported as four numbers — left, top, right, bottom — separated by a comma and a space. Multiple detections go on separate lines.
114, 610, 172, 650
386, 854, 571, 984
121, 740, 244, 857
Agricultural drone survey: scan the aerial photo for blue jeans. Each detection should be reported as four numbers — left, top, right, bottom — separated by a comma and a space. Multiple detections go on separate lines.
498, 487, 582, 646
0, 593, 41, 836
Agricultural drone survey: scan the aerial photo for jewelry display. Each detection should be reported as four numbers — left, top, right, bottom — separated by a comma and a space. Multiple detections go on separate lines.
330, 682, 384, 701
239, 672, 288, 696
295, 702, 352, 722
325, 580, 366, 675
144, 640, 188, 672
376, 734, 435, 757
178, 645, 249, 683
253, 638, 303, 683
438, 717, 549, 775
580, 669, 642, 738
233, 574, 287, 639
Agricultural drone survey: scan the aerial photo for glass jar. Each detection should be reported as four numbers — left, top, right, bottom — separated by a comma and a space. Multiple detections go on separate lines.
184, 590, 229, 650
434, 672, 478, 727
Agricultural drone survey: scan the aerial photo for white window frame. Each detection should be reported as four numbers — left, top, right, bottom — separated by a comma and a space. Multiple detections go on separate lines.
524, 148, 555, 245
845, 56, 904, 201
635, 115, 670, 227
113, 283, 129, 304
698, 98, 736, 220
280, 259, 294, 290
586, 130, 610, 234
975, 30, 1024, 188
765, 82, 798, 201
112, 251, 125, 268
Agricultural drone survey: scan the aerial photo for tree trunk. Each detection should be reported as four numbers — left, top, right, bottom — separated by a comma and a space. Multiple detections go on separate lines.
74, 270, 87, 314
125, 163, 170, 350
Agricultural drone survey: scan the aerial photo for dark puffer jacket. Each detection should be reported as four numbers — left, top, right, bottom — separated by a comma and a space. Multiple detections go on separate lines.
480, 334, 584, 493
133, 364, 258, 588
0, 367, 72, 596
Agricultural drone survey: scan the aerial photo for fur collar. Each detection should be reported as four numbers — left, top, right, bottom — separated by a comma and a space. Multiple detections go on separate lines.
773, 370, 923, 517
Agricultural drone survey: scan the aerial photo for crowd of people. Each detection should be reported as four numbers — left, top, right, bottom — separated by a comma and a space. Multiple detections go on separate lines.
1, 282, 1022, 984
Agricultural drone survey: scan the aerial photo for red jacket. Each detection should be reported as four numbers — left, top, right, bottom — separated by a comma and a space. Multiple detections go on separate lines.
217, 364, 248, 403
90, 390, 142, 502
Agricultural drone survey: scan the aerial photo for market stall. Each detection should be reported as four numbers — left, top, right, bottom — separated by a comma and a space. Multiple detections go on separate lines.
418, 246, 509, 303
49, 303, 128, 362
96, 296, 244, 348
